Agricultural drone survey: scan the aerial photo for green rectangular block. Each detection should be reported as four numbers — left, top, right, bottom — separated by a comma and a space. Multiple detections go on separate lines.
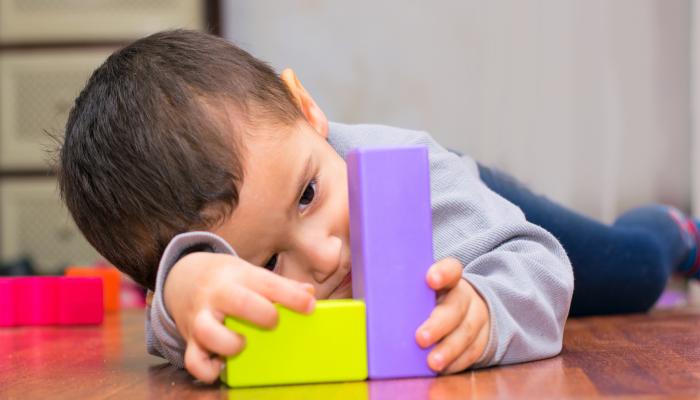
221, 299, 368, 387
227, 381, 369, 400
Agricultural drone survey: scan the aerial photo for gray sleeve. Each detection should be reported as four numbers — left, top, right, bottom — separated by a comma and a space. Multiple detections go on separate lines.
411, 131, 574, 368
146, 231, 237, 368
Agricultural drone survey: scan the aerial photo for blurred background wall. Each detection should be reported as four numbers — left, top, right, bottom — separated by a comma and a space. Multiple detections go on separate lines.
0, 0, 694, 275
223, 0, 692, 222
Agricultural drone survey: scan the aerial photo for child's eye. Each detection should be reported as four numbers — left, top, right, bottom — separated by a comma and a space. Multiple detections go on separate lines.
264, 254, 278, 271
298, 178, 317, 211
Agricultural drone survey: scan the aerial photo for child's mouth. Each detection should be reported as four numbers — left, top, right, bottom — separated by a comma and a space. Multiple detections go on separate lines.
329, 271, 352, 298
338, 271, 352, 289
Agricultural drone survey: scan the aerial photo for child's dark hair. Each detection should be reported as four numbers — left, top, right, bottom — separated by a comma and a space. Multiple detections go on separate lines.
58, 30, 302, 290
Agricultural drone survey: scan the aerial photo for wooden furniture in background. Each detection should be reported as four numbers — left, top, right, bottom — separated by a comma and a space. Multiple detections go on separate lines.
0, 1, 218, 273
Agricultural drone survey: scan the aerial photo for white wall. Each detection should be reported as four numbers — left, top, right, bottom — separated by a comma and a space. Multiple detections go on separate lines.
693, 1, 700, 218
223, 0, 691, 221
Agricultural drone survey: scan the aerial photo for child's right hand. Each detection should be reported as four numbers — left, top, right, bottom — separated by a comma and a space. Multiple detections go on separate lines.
163, 251, 316, 383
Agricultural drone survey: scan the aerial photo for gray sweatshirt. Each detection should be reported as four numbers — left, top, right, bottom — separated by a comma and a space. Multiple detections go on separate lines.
146, 122, 574, 369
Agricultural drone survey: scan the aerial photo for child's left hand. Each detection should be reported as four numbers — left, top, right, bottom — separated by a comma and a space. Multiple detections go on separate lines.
416, 257, 490, 373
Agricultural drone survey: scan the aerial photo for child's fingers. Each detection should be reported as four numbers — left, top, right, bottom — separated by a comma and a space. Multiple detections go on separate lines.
442, 319, 490, 374
439, 285, 491, 374
427, 312, 479, 372
416, 285, 470, 348
214, 284, 280, 329
426, 258, 463, 291
184, 339, 224, 384
243, 267, 316, 314
192, 309, 246, 357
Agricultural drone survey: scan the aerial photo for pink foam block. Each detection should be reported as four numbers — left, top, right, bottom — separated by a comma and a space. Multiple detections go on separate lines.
57, 277, 103, 325
15, 277, 60, 325
0, 277, 103, 327
0, 278, 17, 327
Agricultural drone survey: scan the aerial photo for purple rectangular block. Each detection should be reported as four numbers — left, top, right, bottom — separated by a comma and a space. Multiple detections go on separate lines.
347, 145, 436, 379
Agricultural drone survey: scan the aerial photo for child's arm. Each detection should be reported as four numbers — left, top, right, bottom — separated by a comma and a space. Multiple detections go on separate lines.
146, 232, 315, 382
417, 130, 573, 369
330, 122, 574, 370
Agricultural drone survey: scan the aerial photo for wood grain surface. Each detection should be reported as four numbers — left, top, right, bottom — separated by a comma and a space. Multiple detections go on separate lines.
1, 308, 699, 399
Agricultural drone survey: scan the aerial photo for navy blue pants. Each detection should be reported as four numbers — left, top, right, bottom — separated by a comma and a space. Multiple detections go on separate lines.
477, 165, 689, 316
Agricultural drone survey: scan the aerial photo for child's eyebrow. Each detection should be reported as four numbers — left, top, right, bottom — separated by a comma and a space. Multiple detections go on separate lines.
289, 155, 313, 213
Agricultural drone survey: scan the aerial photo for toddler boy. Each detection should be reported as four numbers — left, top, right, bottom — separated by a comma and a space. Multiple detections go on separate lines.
58, 30, 574, 382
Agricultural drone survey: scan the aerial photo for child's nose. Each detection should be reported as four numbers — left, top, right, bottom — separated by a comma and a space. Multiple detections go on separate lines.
298, 234, 342, 283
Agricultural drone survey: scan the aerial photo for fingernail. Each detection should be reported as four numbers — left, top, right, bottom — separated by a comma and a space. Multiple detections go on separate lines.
420, 329, 431, 344
302, 283, 316, 295
305, 297, 316, 314
431, 352, 444, 371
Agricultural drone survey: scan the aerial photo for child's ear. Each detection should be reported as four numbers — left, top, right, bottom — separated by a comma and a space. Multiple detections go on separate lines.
280, 68, 329, 139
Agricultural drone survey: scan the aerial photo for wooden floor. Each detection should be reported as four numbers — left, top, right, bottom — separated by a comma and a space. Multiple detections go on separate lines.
1, 307, 699, 399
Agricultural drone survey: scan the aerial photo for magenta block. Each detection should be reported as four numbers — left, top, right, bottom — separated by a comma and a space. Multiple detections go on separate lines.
347, 146, 436, 379
0, 277, 103, 327
58, 277, 103, 325
15, 277, 60, 325
0, 278, 17, 326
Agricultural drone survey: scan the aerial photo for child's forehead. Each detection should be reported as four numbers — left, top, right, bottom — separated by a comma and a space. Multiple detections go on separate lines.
240, 125, 309, 192
203, 97, 288, 142
216, 132, 312, 261
240, 118, 310, 154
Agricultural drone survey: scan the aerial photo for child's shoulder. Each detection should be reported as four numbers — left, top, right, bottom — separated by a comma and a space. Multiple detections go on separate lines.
328, 122, 435, 159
